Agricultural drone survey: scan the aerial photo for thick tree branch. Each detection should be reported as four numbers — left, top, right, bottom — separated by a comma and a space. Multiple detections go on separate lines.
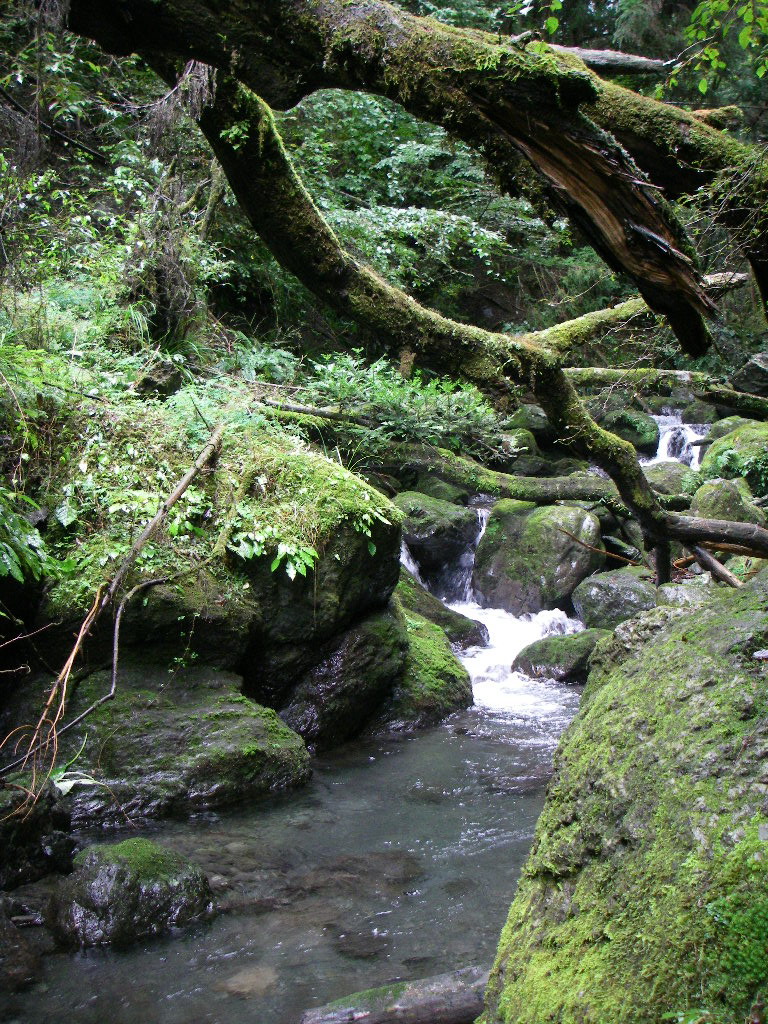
551, 46, 669, 76
68, 0, 718, 354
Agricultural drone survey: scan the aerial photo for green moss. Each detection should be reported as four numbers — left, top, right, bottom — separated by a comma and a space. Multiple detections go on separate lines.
484, 573, 768, 1024
74, 838, 183, 882
383, 607, 471, 726
700, 423, 768, 497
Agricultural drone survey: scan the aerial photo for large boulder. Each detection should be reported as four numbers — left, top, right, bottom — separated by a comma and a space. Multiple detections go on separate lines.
483, 570, 768, 1024
48, 838, 213, 947
396, 567, 488, 649
642, 460, 700, 496
473, 501, 604, 614
700, 421, 768, 496
689, 477, 767, 527
369, 610, 473, 732
704, 415, 760, 442
600, 409, 660, 454
512, 629, 609, 683
394, 491, 480, 598
571, 567, 657, 630
25, 665, 312, 828
730, 351, 768, 395
278, 608, 408, 750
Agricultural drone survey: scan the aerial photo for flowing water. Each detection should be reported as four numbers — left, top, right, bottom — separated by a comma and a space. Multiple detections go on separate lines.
643, 411, 708, 469
4, 514, 586, 1024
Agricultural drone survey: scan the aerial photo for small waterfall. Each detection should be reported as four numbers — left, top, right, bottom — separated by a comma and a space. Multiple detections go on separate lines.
644, 413, 708, 469
400, 541, 426, 586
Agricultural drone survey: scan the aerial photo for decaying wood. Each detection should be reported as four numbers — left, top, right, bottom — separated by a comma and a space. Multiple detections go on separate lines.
299, 966, 489, 1024
551, 45, 669, 75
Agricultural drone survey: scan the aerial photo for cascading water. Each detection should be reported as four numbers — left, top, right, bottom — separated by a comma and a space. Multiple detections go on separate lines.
643, 411, 708, 469
14, 505, 587, 1024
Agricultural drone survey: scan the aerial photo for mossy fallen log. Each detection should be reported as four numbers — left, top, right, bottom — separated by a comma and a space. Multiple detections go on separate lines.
299, 965, 489, 1024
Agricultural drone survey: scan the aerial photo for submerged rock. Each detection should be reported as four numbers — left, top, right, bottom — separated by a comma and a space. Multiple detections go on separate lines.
512, 629, 609, 683
48, 838, 213, 947
396, 567, 489, 649
0, 783, 74, 890
571, 567, 657, 630
473, 501, 604, 614
483, 569, 768, 1024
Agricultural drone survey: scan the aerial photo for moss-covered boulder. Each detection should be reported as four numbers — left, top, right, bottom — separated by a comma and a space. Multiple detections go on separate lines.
506, 404, 556, 446
483, 572, 768, 1024
656, 575, 714, 607
571, 567, 657, 629
473, 501, 604, 614
278, 608, 408, 750
394, 491, 479, 597
600, 409, 660, 454
726, 555, 768, 582
705, 415, 761, 442
680, 398, 718, 424
396, 567, 489, 649
730, 351, 768, 396
411, 472, 470, 505
690, 477, 767, 527
48, 838, 213, 947
643, 460, 700, 496
489, 429, 550, 477
512, 629, 610, 683
369, 610, 472, 732
700, 421, 768, 496
32, 665, 311, 827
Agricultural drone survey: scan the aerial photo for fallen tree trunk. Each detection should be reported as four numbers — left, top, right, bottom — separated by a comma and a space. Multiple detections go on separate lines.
299, 966, 489, 1024
69, 0, 719, 355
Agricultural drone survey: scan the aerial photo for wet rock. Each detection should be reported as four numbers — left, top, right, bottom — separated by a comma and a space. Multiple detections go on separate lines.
485, 569, 768, 1024
394, 491, 480, 598
704, 415, 760, 442
571, 567, 657, 630
690, 477, 767, 527
333, 923, 391, 960
473, 501, 604, 614
396, 567, 489, 649
643, 460, 700, 496
506, 404, 556, 446
0, 782, 74, 890
0, 899, 42, 992
488, 429, 550, 477
279, 608, 408, 749
42, 665, 310, 828
513, 629, 610, 683
730, 351, 768, 396
412, 473, 470, 505
700, 421, 768, 496
680, 399, 718, 424
48, 838, 214, 947
366, 610, 472, 733
599, 409, 660, 454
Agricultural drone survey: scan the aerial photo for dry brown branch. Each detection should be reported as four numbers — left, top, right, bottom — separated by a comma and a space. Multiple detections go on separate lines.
556, 527, 646, 567
688, 545, 743, 588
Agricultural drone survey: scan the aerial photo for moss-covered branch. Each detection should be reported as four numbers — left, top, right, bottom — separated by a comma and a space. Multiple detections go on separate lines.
141, 69, 768, 566
69, 0, 719, 354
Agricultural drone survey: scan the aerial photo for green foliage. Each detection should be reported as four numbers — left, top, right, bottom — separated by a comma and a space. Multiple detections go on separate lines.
302, 351, 506, 457
685, 0, 768, 89
0, 485, 54, 586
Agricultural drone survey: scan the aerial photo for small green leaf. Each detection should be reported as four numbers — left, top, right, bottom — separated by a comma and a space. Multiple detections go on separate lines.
698, 77, 709, 93
545, 15, 559, 32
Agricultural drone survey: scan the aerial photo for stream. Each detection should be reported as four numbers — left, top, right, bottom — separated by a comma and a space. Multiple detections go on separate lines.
3, 419, 697, 1024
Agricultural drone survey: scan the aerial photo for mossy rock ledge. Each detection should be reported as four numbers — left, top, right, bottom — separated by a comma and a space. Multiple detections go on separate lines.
472, 501, 604, 614
24, 665, 312, 828
482, 569, 768, 1024
512, 628, 610, 683
571, 567, 657, 630
48, 838, 213, 948
395, 567, 489, 649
